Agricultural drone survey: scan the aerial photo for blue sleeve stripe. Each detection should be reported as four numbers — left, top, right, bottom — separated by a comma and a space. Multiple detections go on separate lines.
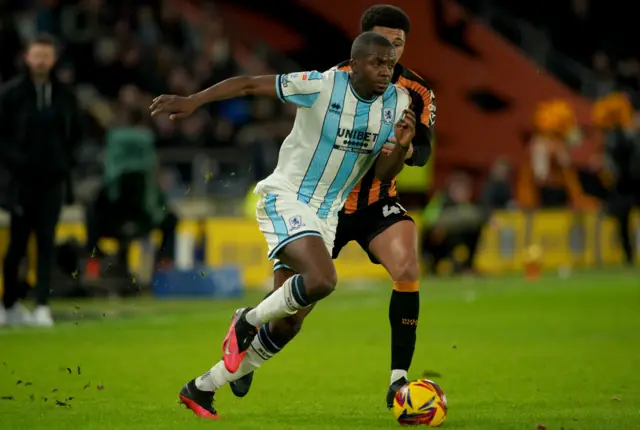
275, 75, 285, 102
308, 71, 323, 80
284, 92, 320, 108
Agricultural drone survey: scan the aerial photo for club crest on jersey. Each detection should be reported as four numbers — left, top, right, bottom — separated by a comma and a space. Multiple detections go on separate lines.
383, 108, 394, 124
281, 74, 291, 88
288, 216, 304, 231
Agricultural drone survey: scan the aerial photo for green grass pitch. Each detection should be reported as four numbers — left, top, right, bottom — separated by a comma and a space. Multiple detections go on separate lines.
1, 271, 639, 429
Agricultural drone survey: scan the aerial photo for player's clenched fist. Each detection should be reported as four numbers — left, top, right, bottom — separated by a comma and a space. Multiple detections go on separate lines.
381, 108, 416, 155
149, 95, 199, 120
392, 108, 416, 147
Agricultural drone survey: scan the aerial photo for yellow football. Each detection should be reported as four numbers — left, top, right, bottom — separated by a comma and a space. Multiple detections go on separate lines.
392, 379, 448, 427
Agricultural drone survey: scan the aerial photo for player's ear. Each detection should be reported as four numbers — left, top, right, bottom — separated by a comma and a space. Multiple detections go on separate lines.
348, 59, 357, 70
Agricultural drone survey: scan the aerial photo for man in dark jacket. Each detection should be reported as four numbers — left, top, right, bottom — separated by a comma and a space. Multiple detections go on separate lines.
604, 127, 640, 265
0, 34, 83, 327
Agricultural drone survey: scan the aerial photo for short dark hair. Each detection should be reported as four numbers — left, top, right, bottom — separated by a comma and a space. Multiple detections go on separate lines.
27, 33, 58, 49
350, 31, 394, 59
360, 5, 411, 35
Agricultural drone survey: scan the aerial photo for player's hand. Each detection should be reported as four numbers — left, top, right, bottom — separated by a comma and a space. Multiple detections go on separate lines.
404, 143, 414, 160
149, 95, 199, 120
388, 109, 416, 148
381, 143, 395, 156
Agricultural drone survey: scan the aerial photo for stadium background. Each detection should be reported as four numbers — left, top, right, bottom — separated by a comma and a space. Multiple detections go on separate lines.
1, 2, 639, 429
1, 0, 638, 293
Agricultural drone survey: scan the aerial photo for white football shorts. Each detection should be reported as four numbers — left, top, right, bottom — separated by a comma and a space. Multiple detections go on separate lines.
255, 193, 338, 268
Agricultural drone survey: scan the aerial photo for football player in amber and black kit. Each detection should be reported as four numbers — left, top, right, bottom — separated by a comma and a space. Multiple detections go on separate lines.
230, 5, 436, 408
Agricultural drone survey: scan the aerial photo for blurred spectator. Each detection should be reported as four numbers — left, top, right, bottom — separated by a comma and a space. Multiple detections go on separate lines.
0, 34, 83, 327
577, 152, 612, 202
589, 51, 618, 98
85, 110, 177, 277
592, 93, 640, 265
136, 5, 161, 47
0, 14, 22, 82
421, 172, 487, 275
516, 100, 599, 210
617, 58, 640, 92
480, 158, 514, 211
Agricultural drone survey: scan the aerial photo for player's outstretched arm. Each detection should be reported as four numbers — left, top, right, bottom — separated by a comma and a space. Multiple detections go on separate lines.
375, 109, 416, 182
150, 75, 278, 119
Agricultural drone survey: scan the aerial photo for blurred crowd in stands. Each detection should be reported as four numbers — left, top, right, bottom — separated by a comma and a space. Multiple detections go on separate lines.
516, 0, 640, 97
0, 0, 638, 281
458, 0, 640, 99
419, 0, 640, 273
0, 0, 295, 200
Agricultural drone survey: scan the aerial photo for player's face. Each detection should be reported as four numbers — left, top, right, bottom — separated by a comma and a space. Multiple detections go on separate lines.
360, 46, 396, 96
371, 26, 406, 62
25, 43, 56, 75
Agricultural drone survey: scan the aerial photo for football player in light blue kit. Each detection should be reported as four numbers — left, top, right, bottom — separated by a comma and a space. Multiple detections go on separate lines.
150, 32, 416, 419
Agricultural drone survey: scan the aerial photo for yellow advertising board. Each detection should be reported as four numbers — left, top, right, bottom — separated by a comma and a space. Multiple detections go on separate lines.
527, 210, 596, 268
634, 212, 640, 266
203, 218, 388, 289
0, 220, 202, 295
475, 211, 528, 273
0, 210, 637, 295
204, 218, 272, 289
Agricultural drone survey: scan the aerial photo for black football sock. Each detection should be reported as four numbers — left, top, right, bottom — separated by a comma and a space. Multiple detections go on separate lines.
389, 285, 420, 383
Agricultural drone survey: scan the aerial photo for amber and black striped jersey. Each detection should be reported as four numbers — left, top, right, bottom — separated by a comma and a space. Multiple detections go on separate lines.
333, 61, 436, 214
